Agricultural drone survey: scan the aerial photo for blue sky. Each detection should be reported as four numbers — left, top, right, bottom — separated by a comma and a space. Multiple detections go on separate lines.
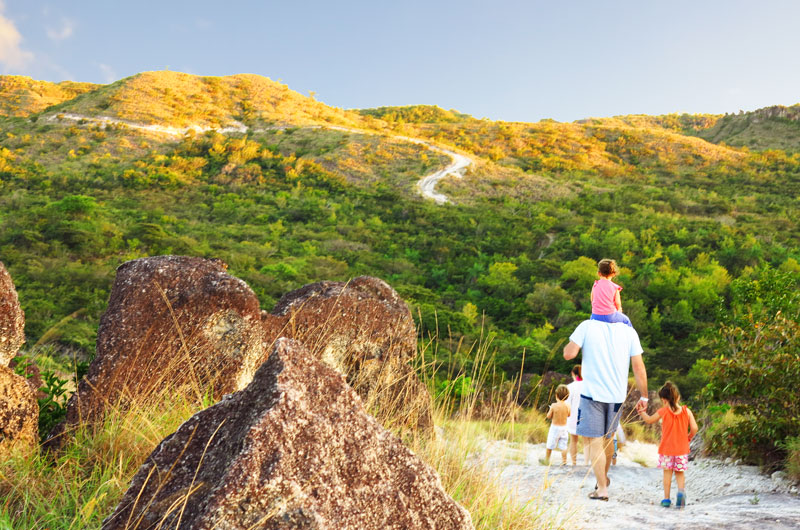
2, 0, 799, 122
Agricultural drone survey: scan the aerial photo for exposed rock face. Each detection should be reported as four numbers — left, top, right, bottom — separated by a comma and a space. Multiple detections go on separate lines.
0, 365, 39, 459
265, 276, 432, 432
103, 339, 473, 530
52, 256, 265, 441
0, 262, 25, 366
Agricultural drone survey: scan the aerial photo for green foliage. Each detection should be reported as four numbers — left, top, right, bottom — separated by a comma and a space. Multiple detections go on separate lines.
436, 375, 475, 399
0, 86, 798, 403
13, 355, 72, 438
702, 267, 800, 465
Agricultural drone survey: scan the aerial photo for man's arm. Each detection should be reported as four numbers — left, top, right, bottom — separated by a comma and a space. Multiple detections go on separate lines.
563, 341, 581, 360
631, 354, 648, 412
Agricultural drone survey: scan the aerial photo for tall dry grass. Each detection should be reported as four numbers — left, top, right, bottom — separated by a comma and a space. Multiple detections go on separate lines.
0, 301, 569, 529
0, 386, 210, 529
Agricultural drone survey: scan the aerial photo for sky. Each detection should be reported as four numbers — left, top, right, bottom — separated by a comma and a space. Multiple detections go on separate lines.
1, 0, 799, 123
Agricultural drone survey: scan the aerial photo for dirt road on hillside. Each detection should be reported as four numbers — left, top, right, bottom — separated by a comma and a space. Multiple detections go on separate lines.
47, 113, 472, 204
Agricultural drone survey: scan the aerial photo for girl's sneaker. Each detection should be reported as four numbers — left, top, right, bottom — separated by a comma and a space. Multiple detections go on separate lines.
676, 491, 686, 508
660, 499, 672, 508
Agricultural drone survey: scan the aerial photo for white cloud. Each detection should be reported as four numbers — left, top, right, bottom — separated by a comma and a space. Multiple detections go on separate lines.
46, 17, 75, 41
0, 3, 34, 72
98, 63, 116, 83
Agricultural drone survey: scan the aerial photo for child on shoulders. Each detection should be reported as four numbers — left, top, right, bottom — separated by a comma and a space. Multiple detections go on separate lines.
638, 381, 698, 508
541, 384, 571, 466
590, 258, 633, 327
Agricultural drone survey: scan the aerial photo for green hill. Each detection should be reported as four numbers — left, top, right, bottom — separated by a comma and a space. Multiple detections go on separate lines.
695, 104, 800, 151
0, 76, 99, 117
0, 71, 797, 405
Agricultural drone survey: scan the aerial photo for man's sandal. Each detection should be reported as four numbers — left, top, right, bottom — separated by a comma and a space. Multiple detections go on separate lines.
660, 499, 672, 508
588, 491, 609, 501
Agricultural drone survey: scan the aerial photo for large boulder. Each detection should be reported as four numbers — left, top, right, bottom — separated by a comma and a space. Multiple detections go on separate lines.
51, 256, 265, 442
264, 276, 432, 432
0, 365, 39, 459
102, 338, 473, 530
0, 261, 25, 366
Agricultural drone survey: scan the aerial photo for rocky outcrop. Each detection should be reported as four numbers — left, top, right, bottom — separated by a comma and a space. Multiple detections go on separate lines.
265, 276, 432, 432
51, 256, 265, 442
0, 365, 39, 459
0, 262, 25, 366
103, 338, 472, 530
0, 263, 39, 457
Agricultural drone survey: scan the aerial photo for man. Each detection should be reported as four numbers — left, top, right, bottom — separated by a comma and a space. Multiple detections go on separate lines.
563, 318, 648, 501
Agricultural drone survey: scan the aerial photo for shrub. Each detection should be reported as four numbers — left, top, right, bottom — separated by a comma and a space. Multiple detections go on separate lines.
702, 267, 800, 466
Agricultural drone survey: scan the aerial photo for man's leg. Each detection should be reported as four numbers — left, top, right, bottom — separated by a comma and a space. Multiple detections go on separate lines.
603, 436, 614, 477
584, 436, 609, 497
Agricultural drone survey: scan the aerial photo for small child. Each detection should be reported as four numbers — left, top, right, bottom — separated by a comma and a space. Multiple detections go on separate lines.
542, 384, 571, 466
590, 258, 633, 327
638, 381, 698, 508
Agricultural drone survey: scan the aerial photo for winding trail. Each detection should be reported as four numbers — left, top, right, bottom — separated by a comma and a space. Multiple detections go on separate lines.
477, 439, 800, 529
46, 113, 471, 204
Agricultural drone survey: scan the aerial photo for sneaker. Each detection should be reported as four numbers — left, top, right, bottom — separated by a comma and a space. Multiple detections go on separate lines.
660, 499, 672, 508
676, 491, 686, 508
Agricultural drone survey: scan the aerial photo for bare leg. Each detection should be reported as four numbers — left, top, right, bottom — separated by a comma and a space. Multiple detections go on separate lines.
561, 449, 568, 464
603, 436, 614, 478
545, 448, 552, 464
569, 434, 578, 465
585, 436, 609, 497
675, 471, 685, 491
663, 469, 673, 499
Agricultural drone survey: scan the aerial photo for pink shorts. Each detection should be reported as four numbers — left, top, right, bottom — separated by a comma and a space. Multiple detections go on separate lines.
658, 454, 689, 472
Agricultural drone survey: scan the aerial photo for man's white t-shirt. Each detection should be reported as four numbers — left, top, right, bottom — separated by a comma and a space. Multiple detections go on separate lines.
568, 320, 643, 404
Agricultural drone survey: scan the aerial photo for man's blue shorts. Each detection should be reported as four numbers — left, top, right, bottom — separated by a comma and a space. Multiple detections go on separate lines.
576, 395, 622, 439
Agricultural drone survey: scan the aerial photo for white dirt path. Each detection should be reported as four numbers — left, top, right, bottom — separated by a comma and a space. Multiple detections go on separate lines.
477, 439, 800, 529
45, 113, 471, 204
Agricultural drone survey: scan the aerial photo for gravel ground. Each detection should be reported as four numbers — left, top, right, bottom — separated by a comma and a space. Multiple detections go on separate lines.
476, 439, 800, 529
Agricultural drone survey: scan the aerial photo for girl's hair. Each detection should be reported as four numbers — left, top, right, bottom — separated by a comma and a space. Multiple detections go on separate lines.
555, 384, 570, 401
571, 364, 582, 380
659, 381, 681, 411
597, 258, 619, 277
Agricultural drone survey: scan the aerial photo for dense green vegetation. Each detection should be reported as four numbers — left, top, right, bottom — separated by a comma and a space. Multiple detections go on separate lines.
1, 73, 799, 471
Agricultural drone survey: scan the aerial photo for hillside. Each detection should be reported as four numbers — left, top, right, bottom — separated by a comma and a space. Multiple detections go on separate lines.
695, 104, 800, 151
0, 71, 797, 407
44, 71, 377, 129
0, 76, 99, 117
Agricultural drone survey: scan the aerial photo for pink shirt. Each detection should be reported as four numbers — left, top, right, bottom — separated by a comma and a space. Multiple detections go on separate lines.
591, 278, 621, 315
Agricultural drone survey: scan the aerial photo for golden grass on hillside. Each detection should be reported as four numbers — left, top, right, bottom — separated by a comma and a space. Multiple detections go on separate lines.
0, 76, 100, 117
49, 71, 379, 130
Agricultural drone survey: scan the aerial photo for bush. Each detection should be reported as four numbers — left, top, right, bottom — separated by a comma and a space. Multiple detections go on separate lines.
702, 267, 800, 466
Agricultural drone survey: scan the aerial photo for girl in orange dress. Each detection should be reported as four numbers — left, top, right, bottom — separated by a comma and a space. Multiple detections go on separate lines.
638, 381, 698, 508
